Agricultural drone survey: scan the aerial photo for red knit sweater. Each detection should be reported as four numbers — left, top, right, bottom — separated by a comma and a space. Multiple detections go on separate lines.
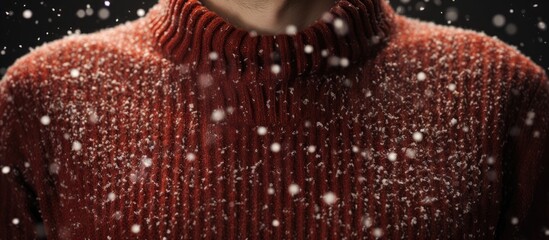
1, 0, 548, 239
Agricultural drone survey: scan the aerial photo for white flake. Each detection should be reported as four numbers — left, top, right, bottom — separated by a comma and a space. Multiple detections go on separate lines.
388, 152, 397, 161
448, 83, 457, 91
285, 25, 298, 35
270, 142, 281, 153
137, 9, 146, 17
333, 18, 348, 35
211, 109, 226, 122
412, 132, 423, 142
22, 9, 33, 19
70, 69, 80, 78
372, 228, 384, 238
511, 217, 519, 225
72, 141, 82, 151
142, 157, 152, 167
40, 115, 51, 126
271, 64, 281, 74
257, 126, 268, 136
208, 51, 219, 61
288, 183, 300, 196
323, 192, 337, 205
49, 163, 60, 174
340, 58, 350, 67
417, 72, 427, 81
108, 192, 116, 201
186, 153, 196, 161
40, 115, 51, 125
492, 14, 506, 28
131, 224, 141, 233
304, 45, 314, 54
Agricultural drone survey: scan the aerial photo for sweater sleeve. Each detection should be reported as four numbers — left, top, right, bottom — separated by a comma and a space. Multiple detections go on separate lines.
0, 73, 41, 239
497, 67, 549, 239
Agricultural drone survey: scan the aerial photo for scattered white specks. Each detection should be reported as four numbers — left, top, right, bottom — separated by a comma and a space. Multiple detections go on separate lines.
22, 9, 33, 19
270, 142, 281, 153
322, 192, 337, 205
412, 132, 423, 142
257, 126, 268, 136
450, 118, 458, 126
511, 217, 519, 225
417, 72, 427, 81
108, 192, 116, 201
372, 228, 384, 238
131, 224, 141, 233
137, 9, 146, 17
70, 69, 80, 78
12, 218, 19, 225
72, 141, 82, 151
142, 157, 152, 167
267, 187, 275, 195
1, 166, 10, 174
304, 45, 314, 54
285, 25, 298, 35
272, 219, 280, 227
387, 152, 397, 161
545, 229, 549, 236
211, 109, 226, 122
208, 51, 219, 61
288, 183, 300, 196
307, 145, 317, 153
271, 64, 281, 74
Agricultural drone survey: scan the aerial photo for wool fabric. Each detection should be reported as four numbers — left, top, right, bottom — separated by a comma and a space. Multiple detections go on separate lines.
1, 0, 549, 239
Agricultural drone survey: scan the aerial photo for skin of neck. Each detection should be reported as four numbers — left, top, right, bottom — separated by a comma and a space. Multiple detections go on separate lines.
201, 0, 336, 34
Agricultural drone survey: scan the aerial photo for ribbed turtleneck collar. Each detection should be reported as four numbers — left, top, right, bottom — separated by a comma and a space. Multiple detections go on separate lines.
146, 0, 395, 77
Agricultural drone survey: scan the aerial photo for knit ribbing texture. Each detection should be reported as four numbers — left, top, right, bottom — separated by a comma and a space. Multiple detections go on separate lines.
1, 0, 549, 239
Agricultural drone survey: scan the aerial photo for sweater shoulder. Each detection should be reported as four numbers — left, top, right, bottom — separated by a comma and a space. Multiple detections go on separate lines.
2, 17, 160, 89
387, 16, 547, 82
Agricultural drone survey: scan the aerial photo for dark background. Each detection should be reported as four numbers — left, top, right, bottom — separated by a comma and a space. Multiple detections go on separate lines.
1, 0, 547, 77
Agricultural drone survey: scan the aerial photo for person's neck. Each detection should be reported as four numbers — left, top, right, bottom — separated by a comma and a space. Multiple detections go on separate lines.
200, 0, 336, 34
